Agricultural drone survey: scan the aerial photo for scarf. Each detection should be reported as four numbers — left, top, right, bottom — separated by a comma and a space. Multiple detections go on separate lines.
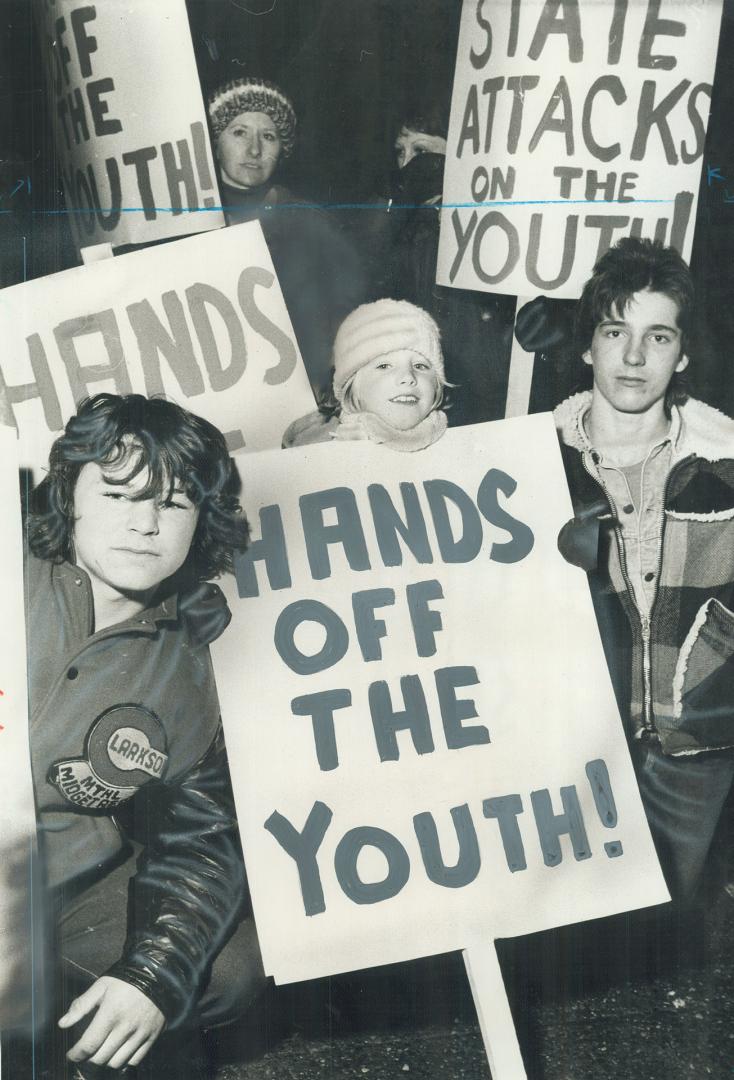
333, 408, 448, 451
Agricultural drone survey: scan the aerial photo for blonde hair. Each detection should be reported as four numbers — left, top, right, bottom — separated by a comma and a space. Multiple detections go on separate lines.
341, 360, 447, 416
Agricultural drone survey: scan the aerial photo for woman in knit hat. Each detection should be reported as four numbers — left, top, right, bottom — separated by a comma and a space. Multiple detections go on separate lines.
207, 77, 368, 400
208, 77, 296, 207
283, 299, 449, 452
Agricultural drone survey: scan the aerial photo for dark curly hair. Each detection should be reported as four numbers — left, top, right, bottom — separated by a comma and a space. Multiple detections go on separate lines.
574, 237, 694, 409
28, 394, 249, 581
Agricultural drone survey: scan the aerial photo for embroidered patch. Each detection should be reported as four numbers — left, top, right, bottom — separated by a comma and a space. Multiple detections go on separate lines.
48, 704, 169, 809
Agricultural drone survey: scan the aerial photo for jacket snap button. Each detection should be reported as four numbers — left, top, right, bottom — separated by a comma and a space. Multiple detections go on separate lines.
623, 504, 634, 514
67, 666, 79, 680
644, 572, 655, 582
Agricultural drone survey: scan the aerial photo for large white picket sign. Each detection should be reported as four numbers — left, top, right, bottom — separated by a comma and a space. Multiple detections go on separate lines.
212, 416, 669, 986
0, 430, 42, 1030
33, 0, 224, 252
0, 222, 316, 479
438, 0, 723, 298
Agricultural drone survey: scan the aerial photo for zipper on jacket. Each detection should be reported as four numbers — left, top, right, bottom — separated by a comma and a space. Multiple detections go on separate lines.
640, 612, 652, 726
635, 450, 658, 728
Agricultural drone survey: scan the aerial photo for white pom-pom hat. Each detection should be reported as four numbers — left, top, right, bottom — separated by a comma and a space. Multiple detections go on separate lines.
333, 299, 445, 400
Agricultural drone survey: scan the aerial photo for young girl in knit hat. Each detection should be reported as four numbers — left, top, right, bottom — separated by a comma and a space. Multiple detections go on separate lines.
283, 299, 449, 452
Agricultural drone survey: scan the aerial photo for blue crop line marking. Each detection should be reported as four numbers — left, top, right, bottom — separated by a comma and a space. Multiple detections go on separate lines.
31, 206, 227, 214
326, 198, 673, 209
28, 196, 674, 215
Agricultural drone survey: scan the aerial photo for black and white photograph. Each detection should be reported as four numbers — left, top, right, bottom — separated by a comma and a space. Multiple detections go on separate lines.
1, 2, 733, 1078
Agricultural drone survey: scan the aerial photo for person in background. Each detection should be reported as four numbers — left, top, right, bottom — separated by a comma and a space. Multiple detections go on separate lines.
354, 100, 581, 424
26, 394, 264, 1078
207, 77, 368, 401
366, 102, 516, 427
283, 298, 448, 452
555, 237, 734, 906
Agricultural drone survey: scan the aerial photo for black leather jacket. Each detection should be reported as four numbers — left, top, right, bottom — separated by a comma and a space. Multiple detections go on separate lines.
106, 728, 246, 1025
28, 551, 246, 1025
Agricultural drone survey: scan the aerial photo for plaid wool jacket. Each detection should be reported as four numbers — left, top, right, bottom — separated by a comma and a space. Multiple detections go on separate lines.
555, 392, 734, 757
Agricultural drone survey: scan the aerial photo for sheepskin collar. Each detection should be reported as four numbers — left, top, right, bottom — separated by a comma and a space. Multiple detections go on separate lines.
553, 391, 734, 464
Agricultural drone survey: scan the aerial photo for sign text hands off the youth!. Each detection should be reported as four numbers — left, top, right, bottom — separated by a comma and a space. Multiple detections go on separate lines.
238, 463, 611, 914
438, 0, 723, 298
33, 0, 224, 251
212, 418, 669, 985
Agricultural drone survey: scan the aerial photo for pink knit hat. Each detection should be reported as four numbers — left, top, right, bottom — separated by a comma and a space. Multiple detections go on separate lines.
333, 299, 444, 399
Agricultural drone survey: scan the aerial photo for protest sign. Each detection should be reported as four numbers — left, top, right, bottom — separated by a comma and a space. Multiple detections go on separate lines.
0, 221, 316, 479
0, 429, 43, 1031
437, 0, 723, 299
32, 0, 224, 252
212, 416, 669, 989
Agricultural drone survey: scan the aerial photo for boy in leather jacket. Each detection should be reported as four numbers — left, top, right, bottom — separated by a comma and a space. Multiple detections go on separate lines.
25, 393, 263, 1074
555, 238, 734, 905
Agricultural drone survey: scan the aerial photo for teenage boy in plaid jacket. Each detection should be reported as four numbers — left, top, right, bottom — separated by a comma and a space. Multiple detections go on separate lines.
555, 237, 734, 903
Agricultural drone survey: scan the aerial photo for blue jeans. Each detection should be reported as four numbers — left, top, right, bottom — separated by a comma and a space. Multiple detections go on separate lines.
633, 740, 734, 903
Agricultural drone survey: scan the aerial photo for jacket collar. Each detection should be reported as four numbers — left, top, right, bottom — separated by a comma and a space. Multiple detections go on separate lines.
554, 391, 734, 464
52, 561, 230, 644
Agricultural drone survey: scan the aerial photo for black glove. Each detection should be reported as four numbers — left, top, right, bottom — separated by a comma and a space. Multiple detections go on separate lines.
515, 296, 571, 352
390, 152, 446, 207
557, 500, 614, 572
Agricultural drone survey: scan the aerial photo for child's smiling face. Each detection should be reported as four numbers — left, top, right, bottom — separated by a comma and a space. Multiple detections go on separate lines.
351, 350, 438, 430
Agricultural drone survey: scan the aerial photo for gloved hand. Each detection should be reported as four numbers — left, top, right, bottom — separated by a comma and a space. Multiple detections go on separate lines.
515, 295, 571, 353
557, 500, 614, 572
390, 152, 446, 208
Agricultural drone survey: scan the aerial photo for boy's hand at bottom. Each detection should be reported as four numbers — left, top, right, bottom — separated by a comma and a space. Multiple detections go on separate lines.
59, 976, 166, 1070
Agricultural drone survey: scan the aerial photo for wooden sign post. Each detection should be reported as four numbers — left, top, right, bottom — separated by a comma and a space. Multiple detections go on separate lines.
465, 944, 527, 1079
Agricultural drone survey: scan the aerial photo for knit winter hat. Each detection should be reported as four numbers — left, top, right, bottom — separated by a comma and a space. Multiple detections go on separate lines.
333, 299, 444, 399
208, 78, 297, 157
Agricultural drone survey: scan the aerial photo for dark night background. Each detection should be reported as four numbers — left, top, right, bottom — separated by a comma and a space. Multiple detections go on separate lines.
1, 6, 734, 1078
1, 0, 733, 415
